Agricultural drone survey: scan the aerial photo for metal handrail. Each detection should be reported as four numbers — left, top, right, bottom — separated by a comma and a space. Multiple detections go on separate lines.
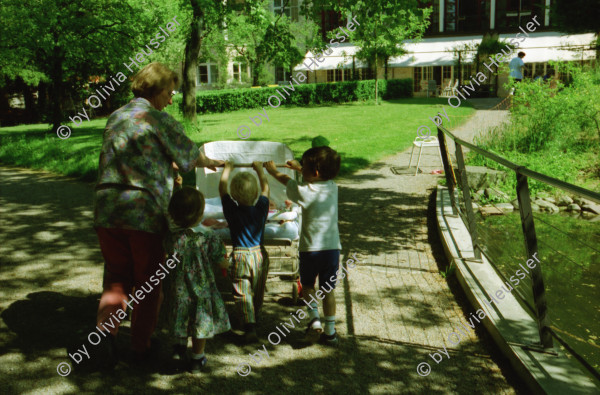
437, 124, 600, 204
435, 122, 600, 356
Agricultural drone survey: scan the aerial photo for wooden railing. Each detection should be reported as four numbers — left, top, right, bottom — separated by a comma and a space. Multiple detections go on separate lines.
436, 124, 600, 378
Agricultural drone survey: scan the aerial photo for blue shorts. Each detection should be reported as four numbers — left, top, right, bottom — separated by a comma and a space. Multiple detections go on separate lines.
299, 250, 340, 290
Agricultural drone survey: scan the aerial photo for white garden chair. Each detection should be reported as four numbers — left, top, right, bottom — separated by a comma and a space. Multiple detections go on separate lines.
408, 136, 444, 176
441, 79, 454, 97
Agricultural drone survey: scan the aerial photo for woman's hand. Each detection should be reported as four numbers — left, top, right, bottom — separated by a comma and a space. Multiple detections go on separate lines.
206, 159, 225, 172
174, 173, 183, 187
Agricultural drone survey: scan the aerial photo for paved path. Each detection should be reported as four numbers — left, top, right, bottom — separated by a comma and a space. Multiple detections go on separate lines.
445, 97, 510, 154
332, 98, 520, 393
0, 99, 520, 394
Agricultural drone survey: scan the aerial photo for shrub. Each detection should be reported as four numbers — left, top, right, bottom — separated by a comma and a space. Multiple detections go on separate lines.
467, 63, 600, 196
494, 63, 600, 153
175, 78, 413, 114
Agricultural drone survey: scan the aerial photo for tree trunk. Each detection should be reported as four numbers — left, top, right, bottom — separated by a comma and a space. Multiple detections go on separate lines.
384, 56, 389, 80
375, 53, 378, 105
251, 61, 261, 86
50, 44, 64, 133
183, 0, 204, 121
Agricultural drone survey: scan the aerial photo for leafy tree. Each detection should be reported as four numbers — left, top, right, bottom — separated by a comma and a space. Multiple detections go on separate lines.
475, 33, 515, 94
0, 0, 175, 130
225, 0, 314, 86
179, 0, 317, 120
179, 0, 233, 121
301, 0, 432, 103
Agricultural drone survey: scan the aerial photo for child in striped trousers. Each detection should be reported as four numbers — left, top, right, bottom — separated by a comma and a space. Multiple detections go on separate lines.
220, 161, 270, 343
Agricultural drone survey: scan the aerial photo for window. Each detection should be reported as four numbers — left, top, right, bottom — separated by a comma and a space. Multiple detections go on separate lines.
445, 0, 457, 32
413, 67, 422, 91
442, 66, 453, 80
210, 65, 219, 83
198, 65, 209, 84
327, 69, 343, 82
320, 9, 343, 40
275, 66, 291, 82
343, 69, 353, 81
458, 0, 490, 33
356, 68, 374, 80
197, 63, 219, 85
420, 0, 440, 34
233, 62, 247, 82
496, 0, 545, 30
459, 64, 472, 84
273, 0, 299, 22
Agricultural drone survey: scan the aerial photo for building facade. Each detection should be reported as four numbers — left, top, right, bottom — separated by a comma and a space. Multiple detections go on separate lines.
294, 0, 596, 97
196, 0, 597, 97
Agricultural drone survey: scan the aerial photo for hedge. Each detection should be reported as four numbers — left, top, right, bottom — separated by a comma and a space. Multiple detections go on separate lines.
173, 78, 413, 114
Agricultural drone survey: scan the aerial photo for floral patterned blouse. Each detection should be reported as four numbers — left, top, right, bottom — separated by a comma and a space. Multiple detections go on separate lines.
93, 97, 199, 234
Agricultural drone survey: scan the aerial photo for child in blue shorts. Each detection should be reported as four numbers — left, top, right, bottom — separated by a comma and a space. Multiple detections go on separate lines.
265, 146, 342, 345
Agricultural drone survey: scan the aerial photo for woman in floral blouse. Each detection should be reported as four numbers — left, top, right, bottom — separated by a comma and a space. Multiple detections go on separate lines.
92, 62, 223, 365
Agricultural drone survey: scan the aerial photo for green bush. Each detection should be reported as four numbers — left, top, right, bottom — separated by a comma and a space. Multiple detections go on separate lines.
172, 78, 413, 114
488, 63, 600, 153
467, 63, 600, 196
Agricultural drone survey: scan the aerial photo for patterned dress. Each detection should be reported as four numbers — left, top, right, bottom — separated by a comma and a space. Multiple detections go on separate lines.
93, 97, 200, 234
164, 227, 231, 339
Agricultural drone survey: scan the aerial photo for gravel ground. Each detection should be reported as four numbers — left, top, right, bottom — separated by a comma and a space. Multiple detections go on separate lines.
0, 99, 524, 394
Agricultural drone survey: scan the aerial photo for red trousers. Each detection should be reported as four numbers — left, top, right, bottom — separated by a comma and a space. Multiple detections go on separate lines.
95, 227, 165, 352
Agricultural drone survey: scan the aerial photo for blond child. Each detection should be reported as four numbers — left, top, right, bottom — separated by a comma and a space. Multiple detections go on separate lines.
219, 161, 270, 343
265, 146, 342, 345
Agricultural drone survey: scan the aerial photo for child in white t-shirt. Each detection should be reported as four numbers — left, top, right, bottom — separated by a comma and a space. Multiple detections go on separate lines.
265, 146, 342, 345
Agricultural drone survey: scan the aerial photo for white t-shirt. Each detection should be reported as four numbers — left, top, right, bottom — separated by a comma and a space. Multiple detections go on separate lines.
286, 179, 342, 252
509, 57, 525, 79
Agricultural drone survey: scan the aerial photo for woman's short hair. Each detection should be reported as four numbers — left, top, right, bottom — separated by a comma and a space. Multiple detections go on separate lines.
518, 51, 526, 58
169, 186, 205, 228
131, 62, 179, 100
230, 172, 259, 206
301, 146, 341, 180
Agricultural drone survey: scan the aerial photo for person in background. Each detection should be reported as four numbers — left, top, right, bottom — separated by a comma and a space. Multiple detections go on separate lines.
509, 51, 527, 82
92, 62, 223, 368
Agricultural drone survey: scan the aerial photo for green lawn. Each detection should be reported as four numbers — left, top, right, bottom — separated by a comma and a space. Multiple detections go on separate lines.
0, 98, 474, 181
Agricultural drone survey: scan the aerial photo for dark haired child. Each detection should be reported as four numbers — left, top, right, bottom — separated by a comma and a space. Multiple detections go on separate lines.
165, 186, 230, 373
265, 146, 342, 346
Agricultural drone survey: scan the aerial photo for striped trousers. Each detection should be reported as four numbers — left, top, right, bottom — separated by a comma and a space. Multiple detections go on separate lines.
230, 245, 269, 324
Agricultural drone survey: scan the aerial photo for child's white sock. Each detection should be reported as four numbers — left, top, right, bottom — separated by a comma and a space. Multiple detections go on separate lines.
307, 301, 319, 321
192, 352, 205, 360
324, 316, 336, 336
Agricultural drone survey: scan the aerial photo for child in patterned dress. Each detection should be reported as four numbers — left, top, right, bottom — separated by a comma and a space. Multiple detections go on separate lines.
165, 186, 231, 373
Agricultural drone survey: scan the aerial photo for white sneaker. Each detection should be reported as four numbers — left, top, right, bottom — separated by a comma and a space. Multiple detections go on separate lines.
304, 318, 323, 344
